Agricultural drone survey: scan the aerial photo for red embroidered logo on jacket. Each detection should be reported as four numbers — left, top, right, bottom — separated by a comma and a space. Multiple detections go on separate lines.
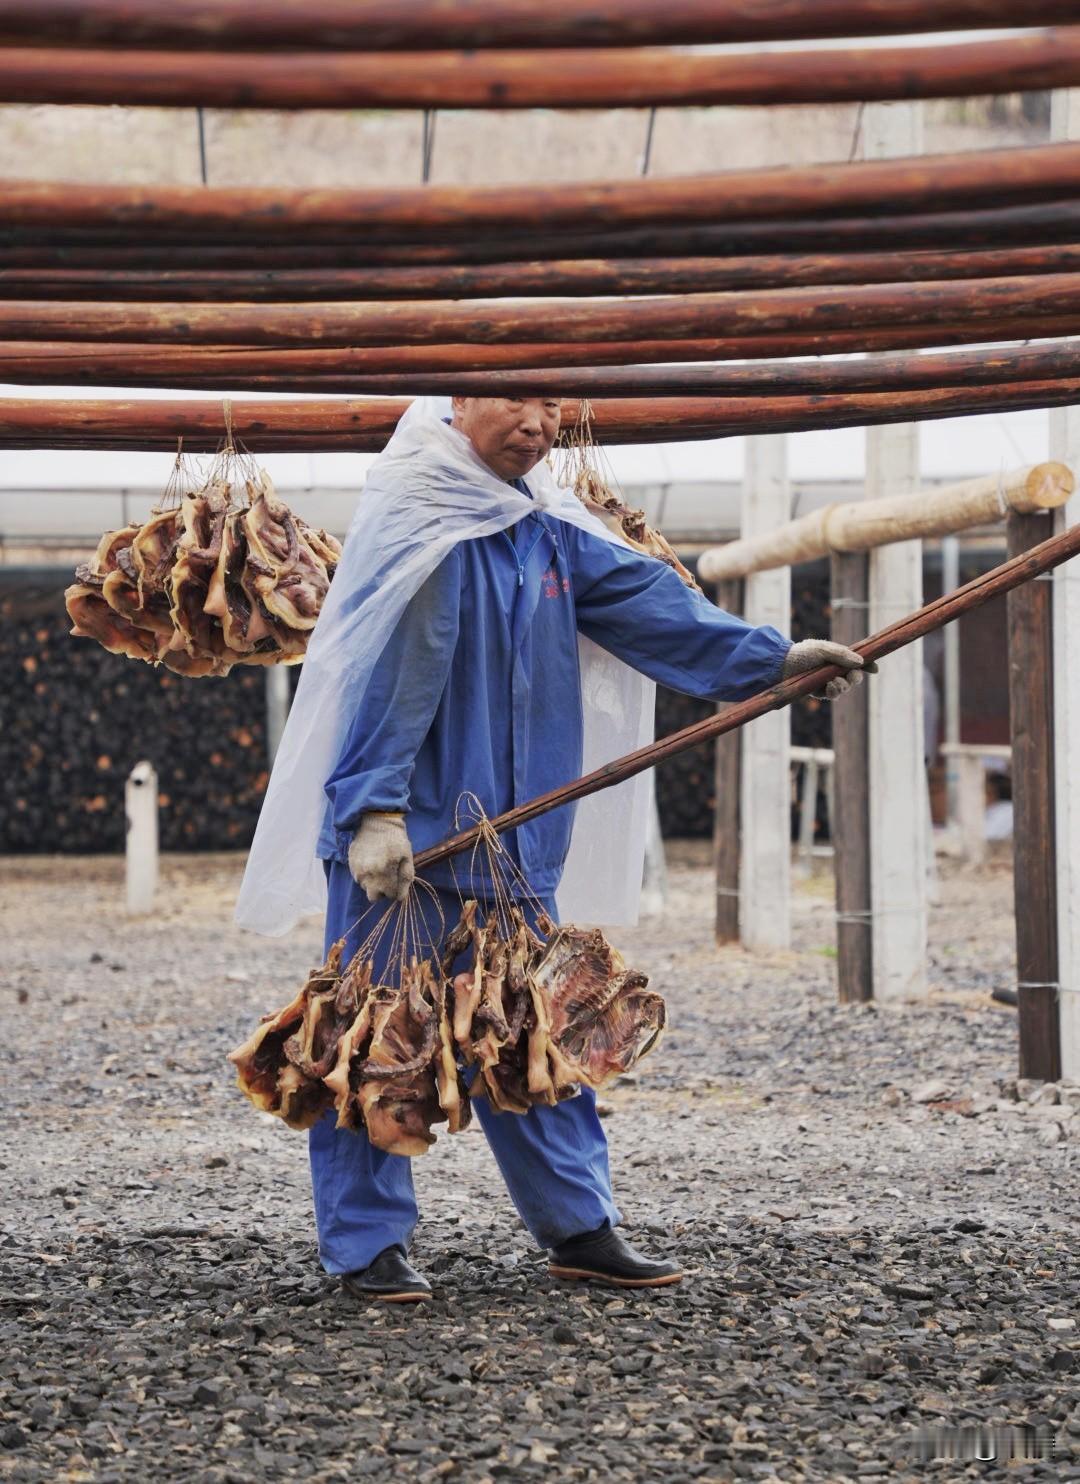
542, 567, 570, 599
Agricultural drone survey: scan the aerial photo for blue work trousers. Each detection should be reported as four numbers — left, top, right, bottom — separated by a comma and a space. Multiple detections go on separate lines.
308, 859, 621, 1275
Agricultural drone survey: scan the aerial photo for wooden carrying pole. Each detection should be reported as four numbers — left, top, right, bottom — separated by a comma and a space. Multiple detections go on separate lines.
5, 275, 1080, 347
699, 463, 1076, 582
14, 320, 1080, 382
7, 242, 1080, 301
14, 200, 1080, 265
4, 0, 1076, 51
5, 144, 1080, 238
7, 32, 1080, 110
7, 389, 1080, 450
413, 523, 1080, 872
1007, 512, 1062, 1081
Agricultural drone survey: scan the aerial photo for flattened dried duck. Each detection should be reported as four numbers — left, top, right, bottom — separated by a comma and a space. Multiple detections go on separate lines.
244, 473, 331, 633
64, 583, 162, 662
67, 468, 342, 675
326, 959, 450, 1157
131, 506, 182, 604
447, 904, 663, 1109
530, 921, 666, 1091
168, 482, 234, 671
64, 522, 166, 659
227, 892, 662, 1154
226, 939, 347, 1130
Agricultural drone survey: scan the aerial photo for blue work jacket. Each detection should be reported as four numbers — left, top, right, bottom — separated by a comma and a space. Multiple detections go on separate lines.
318, 486, 791, 897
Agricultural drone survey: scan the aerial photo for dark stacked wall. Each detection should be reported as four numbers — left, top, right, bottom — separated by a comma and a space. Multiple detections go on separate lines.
2, 567, 833, 853
654, 569, 832, 837
3, 569, 272, 853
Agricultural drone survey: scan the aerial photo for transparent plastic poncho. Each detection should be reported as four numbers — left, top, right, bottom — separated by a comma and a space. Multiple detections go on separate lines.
234, 398, 655, 937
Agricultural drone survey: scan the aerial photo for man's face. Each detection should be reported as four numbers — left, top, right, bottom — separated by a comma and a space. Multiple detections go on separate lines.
451, 396, 562, 482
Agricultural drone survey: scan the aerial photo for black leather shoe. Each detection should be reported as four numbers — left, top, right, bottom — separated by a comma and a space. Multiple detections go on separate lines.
549, 1225, 684, 1288
341, 1245, 431, 1303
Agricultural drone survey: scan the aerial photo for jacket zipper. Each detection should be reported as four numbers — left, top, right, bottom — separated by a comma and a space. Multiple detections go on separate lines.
502, 523, 549, 589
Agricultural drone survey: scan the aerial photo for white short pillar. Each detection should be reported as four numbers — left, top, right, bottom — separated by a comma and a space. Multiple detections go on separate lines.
640, 771, 668, 920
956, 754, 987, 868
865, 100, 929, 1001
1051, 86, 1080, 1079
265, 665, 291, 768
125, 760, 159, 915
740, 436, 791, 951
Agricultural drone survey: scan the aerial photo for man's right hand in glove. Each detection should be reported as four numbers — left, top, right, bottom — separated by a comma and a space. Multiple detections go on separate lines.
348, 811, 415, 902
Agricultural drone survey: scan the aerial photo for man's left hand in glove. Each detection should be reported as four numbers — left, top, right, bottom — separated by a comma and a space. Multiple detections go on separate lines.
781, 639, 876, 700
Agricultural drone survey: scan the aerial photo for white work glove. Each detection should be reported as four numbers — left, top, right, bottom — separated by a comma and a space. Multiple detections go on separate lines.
347, 811, 415, 903
781, 639, 875, 700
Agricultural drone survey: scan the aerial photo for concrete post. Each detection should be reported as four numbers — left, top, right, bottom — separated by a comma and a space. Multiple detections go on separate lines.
739, 435, 791, 951
125, 760, 158, 915
865, 101, 929, 1001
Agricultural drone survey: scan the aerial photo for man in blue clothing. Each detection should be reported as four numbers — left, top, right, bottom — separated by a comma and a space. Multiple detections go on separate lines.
312, 396, 867, 1302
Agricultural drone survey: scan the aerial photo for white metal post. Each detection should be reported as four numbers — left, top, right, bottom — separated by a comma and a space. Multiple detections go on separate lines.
640, 770, 668, 919
797, 756, 819, 874
865, 101, 929, 1001
740, 435, 791, 951
956, 754, 987, 868
265, 665, 291, 768
1050, 87, 1080, 1079
125, 760, 159, 915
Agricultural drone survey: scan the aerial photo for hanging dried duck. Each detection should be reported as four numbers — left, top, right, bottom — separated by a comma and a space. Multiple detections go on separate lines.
226, 939, 348, 1131
64, 425, 342, 676
556, 399, 700, 590
227, 803, 665, 1155
65, 520, 165, 662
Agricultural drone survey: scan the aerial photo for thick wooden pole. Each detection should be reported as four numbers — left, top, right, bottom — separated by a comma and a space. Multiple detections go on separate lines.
4, 1, 1076, 50
413, 524, 1080, 873
4, 144, 1080, 238
15, 324, 1080, 384
699, 462, 1077, 581
713, 579, 744, 946
10, 244, 1080, 301
299, 350, 1080, 397
13, 199, 1080, 265
3, 275, 1078, 347
1007, 512, 1062, 1082
831, 553, 873, 1002
740, 438, 792, 952
5, 385, 1080, 450
6, 32, 1080, 110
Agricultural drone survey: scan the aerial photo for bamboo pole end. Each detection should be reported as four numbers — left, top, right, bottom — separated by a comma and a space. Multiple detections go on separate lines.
1019, 459, 1075, 511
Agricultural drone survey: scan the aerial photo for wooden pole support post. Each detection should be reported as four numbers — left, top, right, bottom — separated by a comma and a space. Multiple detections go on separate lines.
713, 577, 744, 945
1007, 511, 1062, 1082
831, 552, 873, 1001
1051, 87, 1080, 1082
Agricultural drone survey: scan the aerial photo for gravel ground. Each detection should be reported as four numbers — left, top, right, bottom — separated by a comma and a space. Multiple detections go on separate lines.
2, 845, 1078, 1482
